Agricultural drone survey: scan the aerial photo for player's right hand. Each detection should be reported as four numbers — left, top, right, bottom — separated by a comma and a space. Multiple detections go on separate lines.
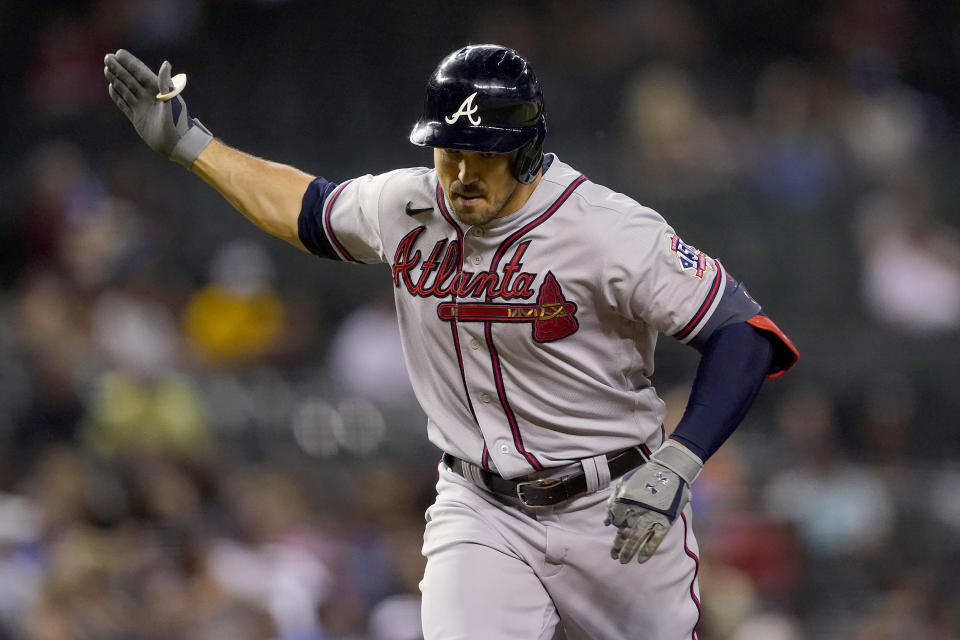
104, 49, 213, 168
604, 441, 703, 564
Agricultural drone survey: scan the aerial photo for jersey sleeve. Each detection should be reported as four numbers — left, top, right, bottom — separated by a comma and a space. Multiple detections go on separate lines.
687, 273, 800, 378
297, 171, 397, 264
600, 204, 799, 378
600, 205, 728, 345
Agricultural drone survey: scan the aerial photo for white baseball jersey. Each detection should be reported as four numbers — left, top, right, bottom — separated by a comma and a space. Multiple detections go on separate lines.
299, 154, 728, 480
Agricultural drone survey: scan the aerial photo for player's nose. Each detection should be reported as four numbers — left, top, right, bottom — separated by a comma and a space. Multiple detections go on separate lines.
457, 157, 480, 184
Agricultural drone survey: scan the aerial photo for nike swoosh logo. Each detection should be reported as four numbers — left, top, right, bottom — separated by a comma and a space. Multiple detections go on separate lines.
405, 202, 433, 216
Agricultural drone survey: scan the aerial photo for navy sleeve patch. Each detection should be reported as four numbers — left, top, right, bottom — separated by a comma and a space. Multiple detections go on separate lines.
298, 177, 342, 260
688, 275, 762, 351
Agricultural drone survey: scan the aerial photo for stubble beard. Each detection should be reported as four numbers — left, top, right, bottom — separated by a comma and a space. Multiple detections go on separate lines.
449, 181, 520, 228
452, 201, 501, 227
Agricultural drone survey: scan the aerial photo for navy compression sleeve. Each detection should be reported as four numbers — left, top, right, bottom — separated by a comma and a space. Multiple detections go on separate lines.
669, 323, 775, 462
297, 177, 341, 259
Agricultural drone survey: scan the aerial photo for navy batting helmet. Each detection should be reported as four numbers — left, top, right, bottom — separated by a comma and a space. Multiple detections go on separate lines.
409, 44, 546, 184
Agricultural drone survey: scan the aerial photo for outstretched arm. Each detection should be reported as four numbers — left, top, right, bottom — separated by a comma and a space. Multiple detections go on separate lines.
104, 49, 311, 251
191, 140, 312, 251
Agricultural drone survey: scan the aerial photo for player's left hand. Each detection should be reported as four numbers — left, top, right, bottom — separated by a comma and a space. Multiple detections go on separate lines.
605, 441, 703, 564
103, 49, 212, 168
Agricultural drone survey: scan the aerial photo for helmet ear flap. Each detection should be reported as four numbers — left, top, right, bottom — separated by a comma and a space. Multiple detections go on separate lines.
513, 124, 545, 184
514, 141, 539, 184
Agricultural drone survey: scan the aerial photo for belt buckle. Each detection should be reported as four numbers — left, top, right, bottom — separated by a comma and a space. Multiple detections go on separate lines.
515, 477, 563, 507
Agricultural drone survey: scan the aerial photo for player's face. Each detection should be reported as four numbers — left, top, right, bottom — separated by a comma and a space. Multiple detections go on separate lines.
434, 148, 522, 227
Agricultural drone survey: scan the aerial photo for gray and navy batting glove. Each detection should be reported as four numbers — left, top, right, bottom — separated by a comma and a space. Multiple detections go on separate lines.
104, 49, 213, 168
604, 441, 703, 564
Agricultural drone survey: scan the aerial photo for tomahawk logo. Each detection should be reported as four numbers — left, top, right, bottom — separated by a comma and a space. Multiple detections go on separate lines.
445, 92, 481, 125
437, 272, 580, 343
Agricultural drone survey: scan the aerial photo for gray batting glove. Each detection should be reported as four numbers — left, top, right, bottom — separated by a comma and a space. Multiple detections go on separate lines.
604, 441, 703, 564
104, 49, 213, 168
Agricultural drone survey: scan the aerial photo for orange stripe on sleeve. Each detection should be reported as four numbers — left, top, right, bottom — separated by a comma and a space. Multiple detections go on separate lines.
746, 315, 799, 378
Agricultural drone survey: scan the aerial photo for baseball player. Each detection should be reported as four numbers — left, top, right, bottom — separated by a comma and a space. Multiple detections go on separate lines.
104, 44, 797, 639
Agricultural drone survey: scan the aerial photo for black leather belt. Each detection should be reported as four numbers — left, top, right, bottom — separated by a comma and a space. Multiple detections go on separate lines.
442, 447, 649, 508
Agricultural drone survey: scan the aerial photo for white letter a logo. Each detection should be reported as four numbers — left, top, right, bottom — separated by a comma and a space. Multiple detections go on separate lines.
445, 92, 481, 125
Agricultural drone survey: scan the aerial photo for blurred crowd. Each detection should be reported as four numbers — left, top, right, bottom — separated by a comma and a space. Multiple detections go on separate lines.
0, 0, 959, 638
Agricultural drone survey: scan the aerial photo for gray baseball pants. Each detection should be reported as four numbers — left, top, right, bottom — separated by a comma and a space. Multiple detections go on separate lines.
420, 461, 702, 639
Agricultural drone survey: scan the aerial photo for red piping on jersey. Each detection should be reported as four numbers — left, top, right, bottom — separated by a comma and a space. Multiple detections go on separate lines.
436, 183, 487, 468
674, 259, 722, 340
448, 322, 478, 416
482, 174, 587, 472
487, 175, 587, 279
323, 179, 359, 263
680, 512, 702, 640
483, 323, 542, 470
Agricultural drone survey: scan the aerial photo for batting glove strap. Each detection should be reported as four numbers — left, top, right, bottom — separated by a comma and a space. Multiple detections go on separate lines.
650, 440, 703, 486
614, 488, 687, 522
170, 118, 213, 168
609, 461, 687, 519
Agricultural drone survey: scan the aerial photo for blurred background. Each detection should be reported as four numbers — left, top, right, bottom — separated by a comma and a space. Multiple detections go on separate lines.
0, 0, 959, 638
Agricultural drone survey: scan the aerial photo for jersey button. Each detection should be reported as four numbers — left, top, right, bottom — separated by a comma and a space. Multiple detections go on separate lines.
470, 338, 481, 350
478, 392, 491, 404
471, 255, 482, 266
499, 443, 510, 454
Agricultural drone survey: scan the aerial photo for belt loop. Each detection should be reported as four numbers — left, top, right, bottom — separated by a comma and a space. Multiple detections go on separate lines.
463, 461, 487, 488
581, 454, 611, 493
